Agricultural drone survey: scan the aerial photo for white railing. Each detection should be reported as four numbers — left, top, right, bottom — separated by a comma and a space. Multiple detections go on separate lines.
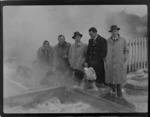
127, 37, 148, 73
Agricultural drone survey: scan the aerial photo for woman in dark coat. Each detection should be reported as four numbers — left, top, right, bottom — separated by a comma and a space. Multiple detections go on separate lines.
37, 40, 53, 69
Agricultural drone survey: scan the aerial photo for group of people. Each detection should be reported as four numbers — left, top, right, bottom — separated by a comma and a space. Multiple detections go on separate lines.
36, 25, 129, 98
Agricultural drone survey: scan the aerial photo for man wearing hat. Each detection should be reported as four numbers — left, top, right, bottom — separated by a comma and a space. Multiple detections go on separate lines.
105, 25, 129, 98
85, 27, 107, 85
69, 31, 87, 71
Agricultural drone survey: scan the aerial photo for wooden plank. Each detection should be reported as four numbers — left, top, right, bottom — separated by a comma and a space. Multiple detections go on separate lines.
141, 38, 144, 68
144, 38, 147, 69
140, 38, 142, 69
140, 38, 142, 68
126, 40, 129, 73
133, 39, 136, 71
140, 38, 143, 69
138, 38, 141, 69
4, 86, 135, 113
130, 39, 132, 72
137, 38, 139, 69
128, 39, 131, 73
134, 38, 136, 70
131, 38, 134, 72
135, 38, 138, 70
145, 38, 148, 68
71, 87, 134, 112
143, 38, 145, 68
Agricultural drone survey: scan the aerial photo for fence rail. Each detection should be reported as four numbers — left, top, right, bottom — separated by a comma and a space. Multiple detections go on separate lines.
127, 37, 148, 73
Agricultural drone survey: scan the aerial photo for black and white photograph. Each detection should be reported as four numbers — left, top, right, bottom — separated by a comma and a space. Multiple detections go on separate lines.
3, 5, 148, 113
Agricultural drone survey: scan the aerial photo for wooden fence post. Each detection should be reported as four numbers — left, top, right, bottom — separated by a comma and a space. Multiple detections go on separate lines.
127, 37, 147, 73
145, 38, 148, 68
140, 38, 142, 68
140, 38, 142, 69
143, 38, 146, 69
128, 39, 131, 72
133, 38, 136, 71
136, 39, 138, 70
132, 38, 134, 72
138, 38, 141, 69
141, 38, 144, 68
130, 38, 132, 72
134, 38, 137, 70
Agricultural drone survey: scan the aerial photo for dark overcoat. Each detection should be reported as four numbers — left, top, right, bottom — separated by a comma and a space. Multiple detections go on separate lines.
37, 45, 53, 66
53, 42, 71, 72
86, 34, 107, 84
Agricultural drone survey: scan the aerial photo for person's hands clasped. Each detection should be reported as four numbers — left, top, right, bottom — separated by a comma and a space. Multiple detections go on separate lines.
63, 55, 68, 58
84, 63, 88, 67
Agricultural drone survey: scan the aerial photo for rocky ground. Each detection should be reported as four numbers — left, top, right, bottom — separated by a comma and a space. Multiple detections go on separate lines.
4, 61, 148, 112
124, 69, 148, 112
103, 68, 148, 112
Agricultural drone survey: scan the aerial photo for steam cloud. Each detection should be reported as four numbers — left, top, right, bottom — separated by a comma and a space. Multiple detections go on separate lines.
3, 6, 147, 90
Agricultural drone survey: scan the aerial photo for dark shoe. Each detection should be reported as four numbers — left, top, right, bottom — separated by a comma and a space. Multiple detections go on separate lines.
109, 83, 116, 92
110, 90, 117, 97
117, 84, 123, 97
110, 90, 117, 101
117, 95, 124, 98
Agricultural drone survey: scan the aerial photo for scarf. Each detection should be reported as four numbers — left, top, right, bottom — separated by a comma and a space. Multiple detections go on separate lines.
40, 45, 53, 57
58, 41, 67, 48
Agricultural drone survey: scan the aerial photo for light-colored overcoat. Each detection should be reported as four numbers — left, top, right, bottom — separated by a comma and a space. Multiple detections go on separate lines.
105, 36, 129, 84
69, 42, 87, 70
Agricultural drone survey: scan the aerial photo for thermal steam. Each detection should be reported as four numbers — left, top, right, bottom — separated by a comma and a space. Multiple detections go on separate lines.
3, 6, 147, 91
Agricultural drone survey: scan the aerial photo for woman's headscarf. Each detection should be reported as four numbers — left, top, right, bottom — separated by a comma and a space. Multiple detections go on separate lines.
37, 40, 53, 62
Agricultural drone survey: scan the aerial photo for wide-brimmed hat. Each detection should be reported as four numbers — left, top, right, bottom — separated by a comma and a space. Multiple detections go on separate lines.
72, 31, 83, 39
109, 25, 120, 32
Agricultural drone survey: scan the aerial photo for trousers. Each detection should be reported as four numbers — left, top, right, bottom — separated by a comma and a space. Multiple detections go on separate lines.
109, 83, 123, 97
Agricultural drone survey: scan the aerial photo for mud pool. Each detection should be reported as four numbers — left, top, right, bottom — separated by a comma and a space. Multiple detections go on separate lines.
4, 97, 103, 113
4, 61, 148, 112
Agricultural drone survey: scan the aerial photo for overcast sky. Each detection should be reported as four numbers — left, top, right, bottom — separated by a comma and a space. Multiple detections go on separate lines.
3, 5, 147, 64
101, 5, 147, 17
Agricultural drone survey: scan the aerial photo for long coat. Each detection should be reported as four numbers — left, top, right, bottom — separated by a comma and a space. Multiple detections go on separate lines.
85, 35, 107, 84
37, 45, 53, 67
105, 36, 129, 84
69, 42, 87, 71
53, 42, 71, 72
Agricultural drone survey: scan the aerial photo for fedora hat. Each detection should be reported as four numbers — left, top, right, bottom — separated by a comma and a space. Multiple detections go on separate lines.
72, 31, 83, 39
109, 25, 120, 32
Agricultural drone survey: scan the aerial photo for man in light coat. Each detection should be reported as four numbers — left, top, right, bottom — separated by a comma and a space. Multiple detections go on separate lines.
105, 25, 129, 98
69, 31, 87, 71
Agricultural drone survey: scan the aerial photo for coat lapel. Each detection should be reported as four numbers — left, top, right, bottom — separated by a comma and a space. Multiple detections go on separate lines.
109, 36, 120, 45
92, 35, 99, 45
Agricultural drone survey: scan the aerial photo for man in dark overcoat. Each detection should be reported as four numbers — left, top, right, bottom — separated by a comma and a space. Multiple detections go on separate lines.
53, 35, 71, 73
85, 27, 107, 85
